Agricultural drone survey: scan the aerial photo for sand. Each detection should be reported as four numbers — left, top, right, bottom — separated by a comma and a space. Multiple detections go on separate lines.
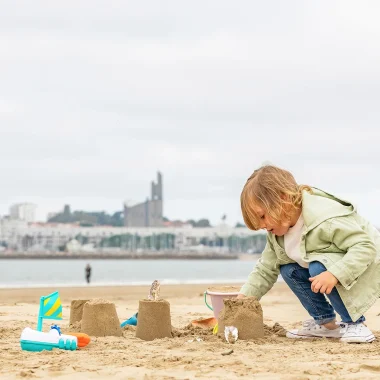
135, 299, 172, 341
81, 299, 122, 337
69, 300, 89, 325
207, 285, 241, 293
218, 297, 264, 340
1, 283, 380, 379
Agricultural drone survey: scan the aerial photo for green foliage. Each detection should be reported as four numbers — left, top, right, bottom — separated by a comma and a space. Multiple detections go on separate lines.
195, 218, 211, 227
75, 234, 89, 245
48, 207, 124, 227
185, 219, 212, 227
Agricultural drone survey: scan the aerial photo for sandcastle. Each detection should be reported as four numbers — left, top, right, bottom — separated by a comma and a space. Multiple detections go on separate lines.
69, 299, 89, 326
218, 297, 264, 340
69, 299, 122, 337
135, 280, 172, 341
68, 281, 172, 340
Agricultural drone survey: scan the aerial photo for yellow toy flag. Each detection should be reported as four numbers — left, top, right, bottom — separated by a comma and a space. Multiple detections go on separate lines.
37, 291, 62, 331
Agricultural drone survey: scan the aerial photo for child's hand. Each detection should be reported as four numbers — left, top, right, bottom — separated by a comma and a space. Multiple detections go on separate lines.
309, 271, 338, 294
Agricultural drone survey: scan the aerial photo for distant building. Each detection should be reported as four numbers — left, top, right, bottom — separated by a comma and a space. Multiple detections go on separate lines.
0, 217, 28, 245
123, 172, 163, 227
9, 203, 36, 223
3, 222, 265, 253
46, 212, 59, 221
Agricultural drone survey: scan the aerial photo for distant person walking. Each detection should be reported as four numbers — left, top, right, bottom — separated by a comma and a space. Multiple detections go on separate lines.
85, 264, 92, 284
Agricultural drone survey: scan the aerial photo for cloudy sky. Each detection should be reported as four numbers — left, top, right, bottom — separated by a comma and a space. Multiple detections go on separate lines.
1, 1, 380, 226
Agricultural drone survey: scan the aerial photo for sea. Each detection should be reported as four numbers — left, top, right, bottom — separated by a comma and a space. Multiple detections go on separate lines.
0, 258, 264, 289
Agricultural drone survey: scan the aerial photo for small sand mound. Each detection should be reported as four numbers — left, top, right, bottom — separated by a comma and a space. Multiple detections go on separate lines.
69, 299, 89, 325
122, 325, 136, 332
81, 299, 122, 337
218, 297, 264, 340
263, 322, 287, 337
122, 325, 137, 338
135, 299, 172, 341
171, 323, 214, 338
271, 322, 287, 337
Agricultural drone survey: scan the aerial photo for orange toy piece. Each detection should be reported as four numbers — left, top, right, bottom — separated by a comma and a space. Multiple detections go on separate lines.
66, 332, 91, 348
191, 317, 218, 329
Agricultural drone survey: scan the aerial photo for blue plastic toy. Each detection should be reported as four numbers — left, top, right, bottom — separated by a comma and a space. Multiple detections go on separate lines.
20, 291, 77, 352
120, 312, 138, 327
50, 324, 62, 335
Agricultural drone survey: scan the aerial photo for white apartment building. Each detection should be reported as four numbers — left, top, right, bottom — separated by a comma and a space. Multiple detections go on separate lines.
1, 222, 266, 253
0, 218, 28, 245
9, 203, 37, 223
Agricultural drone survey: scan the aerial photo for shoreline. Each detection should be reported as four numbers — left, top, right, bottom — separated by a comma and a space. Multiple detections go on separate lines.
0, 282, 248, 303
0, 278, 251, 291
0, 251, 242, 260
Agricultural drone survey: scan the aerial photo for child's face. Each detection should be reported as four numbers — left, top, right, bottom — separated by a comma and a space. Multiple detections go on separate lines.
252, 204, 292, 236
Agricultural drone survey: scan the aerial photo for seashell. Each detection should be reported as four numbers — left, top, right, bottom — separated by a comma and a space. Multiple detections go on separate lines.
148, 280, 160, 301
224, 326, 238, 343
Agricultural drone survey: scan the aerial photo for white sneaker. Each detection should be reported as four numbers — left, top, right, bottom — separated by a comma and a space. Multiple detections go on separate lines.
286, 319, 346, 339
340, 323, 375, 343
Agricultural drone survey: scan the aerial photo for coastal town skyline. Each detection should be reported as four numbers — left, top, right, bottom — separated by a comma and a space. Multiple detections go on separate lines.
1, 160, 380, 228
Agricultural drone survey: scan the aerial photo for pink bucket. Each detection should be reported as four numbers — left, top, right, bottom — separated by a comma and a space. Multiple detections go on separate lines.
204, 289, 240, 318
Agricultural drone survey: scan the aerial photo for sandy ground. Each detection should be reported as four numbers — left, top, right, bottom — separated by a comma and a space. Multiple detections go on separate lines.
1, 283, 380, 379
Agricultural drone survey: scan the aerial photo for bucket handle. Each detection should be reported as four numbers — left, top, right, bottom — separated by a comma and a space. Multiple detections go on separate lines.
204, 291, 213, 311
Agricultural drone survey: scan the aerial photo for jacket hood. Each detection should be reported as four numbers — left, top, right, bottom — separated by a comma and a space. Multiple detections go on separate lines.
302, 187, 355, 231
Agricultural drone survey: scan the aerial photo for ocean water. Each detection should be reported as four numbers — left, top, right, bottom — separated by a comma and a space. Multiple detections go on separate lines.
0, 258, 261, 288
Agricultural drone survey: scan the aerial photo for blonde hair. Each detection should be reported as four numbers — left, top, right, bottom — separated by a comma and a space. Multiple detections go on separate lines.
241, 165, 312, 230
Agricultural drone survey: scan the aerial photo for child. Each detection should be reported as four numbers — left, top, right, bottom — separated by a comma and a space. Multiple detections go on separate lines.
238, 165, 380, 343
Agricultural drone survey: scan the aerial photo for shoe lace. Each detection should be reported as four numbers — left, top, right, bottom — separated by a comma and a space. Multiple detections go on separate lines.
338, 322, 348, 333
302, 319, 317, 330
346, 323, 362, 333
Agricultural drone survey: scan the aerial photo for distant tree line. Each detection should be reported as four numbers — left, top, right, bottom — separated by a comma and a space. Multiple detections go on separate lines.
48, 205, 246, 229
162, 216, 212, 227
48, 205, 124, 227
185, 218, 212, 227
163, 217, 246, 228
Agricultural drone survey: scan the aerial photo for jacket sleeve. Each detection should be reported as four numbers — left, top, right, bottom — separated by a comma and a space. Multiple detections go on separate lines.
327, 216, 377, 290
239, 236, 280, 299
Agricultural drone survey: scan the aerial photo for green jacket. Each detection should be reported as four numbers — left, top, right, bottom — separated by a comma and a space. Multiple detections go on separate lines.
240, 188, 380, 321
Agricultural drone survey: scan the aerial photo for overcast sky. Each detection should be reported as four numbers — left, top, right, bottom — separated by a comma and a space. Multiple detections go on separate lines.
1, 1, 380, 226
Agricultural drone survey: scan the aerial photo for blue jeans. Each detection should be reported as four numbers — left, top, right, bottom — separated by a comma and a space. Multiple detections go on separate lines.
280, 262, 365, 325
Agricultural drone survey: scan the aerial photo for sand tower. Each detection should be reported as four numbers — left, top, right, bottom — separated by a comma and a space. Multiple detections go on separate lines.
218, 297, 264, 340
69, 299, 90, 326
135, 299, 172, 341
81, 299, 122, 337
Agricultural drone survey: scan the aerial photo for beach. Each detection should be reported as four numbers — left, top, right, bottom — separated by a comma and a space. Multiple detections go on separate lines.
1, 283, 380, 379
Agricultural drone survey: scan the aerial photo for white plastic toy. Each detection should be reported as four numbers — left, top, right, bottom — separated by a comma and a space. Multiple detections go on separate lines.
20, 291, 77, 352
